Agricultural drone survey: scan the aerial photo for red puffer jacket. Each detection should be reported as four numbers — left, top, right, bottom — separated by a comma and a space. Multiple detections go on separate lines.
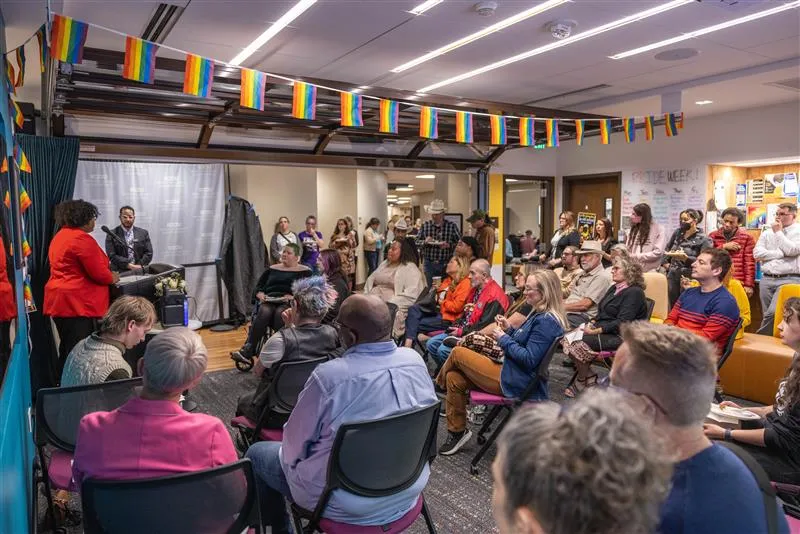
709, 228, 755, 289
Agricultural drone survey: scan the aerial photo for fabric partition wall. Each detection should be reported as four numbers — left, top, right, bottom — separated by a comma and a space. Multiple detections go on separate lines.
74, 161, 226, 322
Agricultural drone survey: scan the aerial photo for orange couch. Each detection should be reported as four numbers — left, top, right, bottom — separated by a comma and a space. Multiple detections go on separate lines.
719, 333, 795, 405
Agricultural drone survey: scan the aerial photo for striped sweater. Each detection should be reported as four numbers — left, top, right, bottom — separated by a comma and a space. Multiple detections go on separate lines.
665, 286, 740, 354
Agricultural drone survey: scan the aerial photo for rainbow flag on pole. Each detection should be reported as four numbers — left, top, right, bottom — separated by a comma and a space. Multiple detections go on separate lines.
14, 145, 31, 173
623, 117, 636, 143
123, 36, 157, 84
599, 119, 612, 145
10, 99, 24, 129
4, 184, 32, 214
677, 112, 684, 129
575, 119, 585, 146
455, 111, 473, 143
6, 61, 15, 96
644, 116, 654, 141
665, 113, 679, 137
340, 92, 363, 127
50, 14, 89, 64
519, 117, 534, 146
240, 68, 267, 111
292, 81, 316, 120
545, 119, 559, 148
14, 46, 25, 88
183, 54, 214, 97
419, 106, 438, 139
490, 115, 506, 145
379, 99, 399, 134
36, 25, 47, 73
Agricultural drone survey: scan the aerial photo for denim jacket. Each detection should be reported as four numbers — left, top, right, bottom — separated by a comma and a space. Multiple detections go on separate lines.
497, 312, 564, 400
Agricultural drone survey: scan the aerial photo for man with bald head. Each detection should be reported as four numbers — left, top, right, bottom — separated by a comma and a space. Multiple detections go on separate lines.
246, 294, 437, 533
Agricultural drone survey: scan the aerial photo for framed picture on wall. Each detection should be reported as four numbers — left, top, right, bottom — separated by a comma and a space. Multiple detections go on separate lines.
444, 213, 463, 234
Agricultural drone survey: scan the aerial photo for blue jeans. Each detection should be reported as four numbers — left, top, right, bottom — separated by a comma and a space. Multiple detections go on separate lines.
423, 261, 447, 287
426, 333, 455, 366
246, 441, 293, 534
404, 304, 448, 344
365, 250, 379, 276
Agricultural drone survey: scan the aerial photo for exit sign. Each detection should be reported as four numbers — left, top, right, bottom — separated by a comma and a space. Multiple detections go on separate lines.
534, 143, 546, 149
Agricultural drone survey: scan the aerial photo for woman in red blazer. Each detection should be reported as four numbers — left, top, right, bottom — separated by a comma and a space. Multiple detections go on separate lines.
0, 236, 16, 380
45, 200, 119, 376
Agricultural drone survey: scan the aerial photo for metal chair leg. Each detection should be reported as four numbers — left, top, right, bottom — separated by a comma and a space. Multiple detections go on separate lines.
37, 445, 59, 531
421, 496, 438, 534
470, 408, 512, 475
476, 405, 504, 443
566, 370, 579, 389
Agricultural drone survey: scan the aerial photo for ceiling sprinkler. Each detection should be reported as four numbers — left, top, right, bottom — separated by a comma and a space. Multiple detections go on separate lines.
473, 1, 497, 17
547, 19, 577, 40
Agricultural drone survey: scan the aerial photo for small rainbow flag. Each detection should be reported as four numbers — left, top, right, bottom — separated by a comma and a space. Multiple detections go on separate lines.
6, 61, 16, 96
623, 117, 636, 143
183, 54, 214, 98
455, 111, 473, 144
519, 117, 534, 146
575, 119, 585, 146
14, 46, 25, 88
1, 158, 6, 173
677, 111, 684, 129
21, 236, 31, 258
644, 116, 654, 141
10, 100, 24, 129
240, 68, 267, 111
665, 113, 679, 137
23, 280, 32, 303
340, 92, 363, 127
490, 115, 506, 145
14, 145, 31, 173
599, 119, 612, 145
545, 119, 559, 147
379, 99, 399, 134
419, 106, 438, 139
50, 14, 89, 64
3, 185, 30, 213
292, 81, 316, 120
36, 25, 47, 73
123, 36, 157, 84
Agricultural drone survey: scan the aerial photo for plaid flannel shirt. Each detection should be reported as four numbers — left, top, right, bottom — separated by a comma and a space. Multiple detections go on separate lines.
416, 219, 461, 264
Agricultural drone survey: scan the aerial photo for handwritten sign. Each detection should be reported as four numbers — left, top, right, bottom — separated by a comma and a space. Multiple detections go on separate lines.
621, 168, 706, 231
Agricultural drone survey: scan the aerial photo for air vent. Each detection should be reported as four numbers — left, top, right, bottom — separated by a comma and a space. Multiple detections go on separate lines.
765, 77, 800, 93
141, 3, 185, 44
525, 84, 612, 105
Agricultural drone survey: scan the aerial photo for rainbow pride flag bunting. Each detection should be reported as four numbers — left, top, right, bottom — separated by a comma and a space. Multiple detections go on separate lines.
183, 54, 214, 98
519, 117, 534, 147
455, 111, 473, 143
123, 36, 157, 84
6, 61, 15, 96
50, 14, 89, 64
623, 117, 636, 143
599, 119, 612, 145
23, 280, 32, 303
14, 145, 31, 173
240, 68, 267, 111
677, 111, 684, 129
379, 99, 399, 134
575, 119, 585, 146
419, 106, 438, 139
36, 25, 47, 73
1, 158, 6, 173
665, 113, 678, 137
340, 92, 363, 127
490, 115, 506, 145
14, 46, 25, 88
21, 236, 31, 258
545, 119, 559, 148
11, 100, 24, 129
644, 116, 654, 141
292, 81, 316, 120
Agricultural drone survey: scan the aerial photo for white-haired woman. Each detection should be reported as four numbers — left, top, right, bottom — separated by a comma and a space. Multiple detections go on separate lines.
72, 327, 237, 487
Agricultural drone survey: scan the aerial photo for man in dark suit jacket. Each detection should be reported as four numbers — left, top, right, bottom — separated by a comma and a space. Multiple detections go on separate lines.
106, 206, 153, 272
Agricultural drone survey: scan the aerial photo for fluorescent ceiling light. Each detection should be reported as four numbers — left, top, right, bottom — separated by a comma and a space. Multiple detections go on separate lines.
717, 157, 800, 167
399, 196, 412, 200
230, 0, 318, 66
396, 200, 411, 204
392, 0, 568, 73
418, 0, 694, 93
410, 0, 444, 16
396, 186, 414, 191
505, 178, 520, 182
416, 174, 435, 179
610, 1, 800, 59
387, 195, 398, 198
695, 100, 713, 105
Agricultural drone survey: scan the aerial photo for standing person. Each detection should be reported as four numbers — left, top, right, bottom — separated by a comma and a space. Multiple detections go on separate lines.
519, 230, 537, 257
45, 200, 120, 377
344, 216, 359, 287
416, 199, 461, 286
593, 217, 617, 268
329, 218, 356, 289
0, 236, 15, 380
538, 211, 580, 268
298, 215, 325, 273
269, 216, 298, 265
105, 206, 153, 273
754, 202, 800, 334
363, 217, 381, 276
382, 218, 417, 263
664, 209, 712, 308
467, 210, 496, 265
625, 203, 666, 272
709, 207, 755, 298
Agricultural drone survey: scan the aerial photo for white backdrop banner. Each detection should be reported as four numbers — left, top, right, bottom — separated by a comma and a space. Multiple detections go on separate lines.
621, 168, 707, 231
74, 161, 226, 322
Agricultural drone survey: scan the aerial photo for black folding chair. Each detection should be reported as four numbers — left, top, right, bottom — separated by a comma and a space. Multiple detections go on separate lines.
35, 378, 143, 530
81, 458, 262, 534
290, 402, 441, 534
715, 317, 744, 403
468, 336, 562, 475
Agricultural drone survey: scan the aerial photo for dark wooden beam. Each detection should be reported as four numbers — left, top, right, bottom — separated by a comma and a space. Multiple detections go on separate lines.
52, 114, 65, 137
407, 140, 428, 159
313, 129, 337, 155
483, 145, 508, 168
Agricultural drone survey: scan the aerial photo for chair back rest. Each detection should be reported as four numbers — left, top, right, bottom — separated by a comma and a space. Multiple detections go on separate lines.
518, 336, 562, 401
645, 298, 656, 320
773, 284, 800, 337
81, 459, 260, 534
718, 317, 745, 371
35, 378, 143, 451
643, 272, 669, 321
268, 356, 328, 412
386, 302, 399, 329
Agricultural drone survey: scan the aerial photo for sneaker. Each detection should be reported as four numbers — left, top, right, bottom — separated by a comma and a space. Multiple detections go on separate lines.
230, 349, 252, 365
439, 429, 472, 456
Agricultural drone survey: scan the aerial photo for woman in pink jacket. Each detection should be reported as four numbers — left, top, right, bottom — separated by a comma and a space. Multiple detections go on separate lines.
625, 203, 666, 272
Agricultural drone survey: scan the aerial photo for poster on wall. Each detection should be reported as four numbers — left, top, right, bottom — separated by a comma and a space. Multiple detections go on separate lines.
747, 178, 765, 204
577, 212, 596, 240
735, 183, 747, 208
747, 204, 767, 229
783, 173, 798, 197
621, 168, 705, 231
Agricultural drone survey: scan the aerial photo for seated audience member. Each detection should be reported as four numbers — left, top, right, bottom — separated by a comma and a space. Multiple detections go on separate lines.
364, 239, 426, 338
562, 256, 649, 397
455, 235, 481, 264
682, 269, 751, 340
61, 296, 156, 387
664, 209, 712, 308
402, 255, 471, 348
425, 259, 509, 366
317, 249, 350, 325
236, 276, 340, 424
473, 265, 536, 337
604, 243, 630, 274
556, 245, 583, 298
382, 217, 415, 261
665, 247, 740, 354
610, 322, 789, 534
519, 230, 538, 257
563, 241, 612, 328
245, 295, 437, 532
492, 389, 672, 534
703, 296, 800, 484
709, 207, 755, 298
72, 328, 237, 487
231, 244, 311, 365
436, 269, 565, 455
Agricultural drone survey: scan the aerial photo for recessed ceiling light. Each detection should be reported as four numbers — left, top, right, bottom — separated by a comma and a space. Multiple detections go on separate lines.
416, 174, 435, 179
399, 196, 412, 200
409, 0, 444, 16
505, 178, 519, 182
417, 0, 694, 93
396, 200, 411, 204
396, 186, 414, 192
609, 1, 800, 59
230, 0, 318, 66
695, 100, 713, 106
392, 0, 568, 73
387, 194, 398, 199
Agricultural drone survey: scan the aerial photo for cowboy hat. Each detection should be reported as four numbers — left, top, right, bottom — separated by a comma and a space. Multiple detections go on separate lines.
574, 240, 604, 255
425, 199, 447, 214
393, 218, 409, 231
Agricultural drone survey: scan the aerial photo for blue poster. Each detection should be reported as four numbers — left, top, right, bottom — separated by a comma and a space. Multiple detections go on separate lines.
735, 183, 747, 208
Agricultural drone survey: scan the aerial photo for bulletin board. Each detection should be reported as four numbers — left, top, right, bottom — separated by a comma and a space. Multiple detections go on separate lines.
621, 168, 706, 230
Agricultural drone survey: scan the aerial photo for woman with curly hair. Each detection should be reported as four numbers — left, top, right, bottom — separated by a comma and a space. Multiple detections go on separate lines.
45, 199, 119, 378
492, 388, 672, 534
704, 296, 800, 484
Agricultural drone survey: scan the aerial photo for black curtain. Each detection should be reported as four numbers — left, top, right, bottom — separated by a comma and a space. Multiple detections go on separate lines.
219, 196, 266, 320
17, 134, 80, 392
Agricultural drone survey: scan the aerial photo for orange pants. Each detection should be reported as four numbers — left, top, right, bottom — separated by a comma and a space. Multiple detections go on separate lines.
435, 346, 502, 433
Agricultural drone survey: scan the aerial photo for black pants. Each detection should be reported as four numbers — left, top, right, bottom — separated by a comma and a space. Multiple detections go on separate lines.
567, 312, 591, 329
0, 321, 11, 383
582, 333, 623, 353
243, 303, 288, 357
53, 316, 96, 381
738, 420, 800, 484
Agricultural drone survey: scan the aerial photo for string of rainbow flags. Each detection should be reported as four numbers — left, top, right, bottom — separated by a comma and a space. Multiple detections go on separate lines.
39, 13, 685, 148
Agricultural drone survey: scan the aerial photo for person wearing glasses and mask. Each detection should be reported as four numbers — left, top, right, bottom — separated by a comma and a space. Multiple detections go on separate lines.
663, 209, 711, 308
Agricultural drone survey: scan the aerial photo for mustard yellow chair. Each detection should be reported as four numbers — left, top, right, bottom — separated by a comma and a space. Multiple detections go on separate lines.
643, 272, 669, 324
720, 333, 794, 404
772, 284, 800, 337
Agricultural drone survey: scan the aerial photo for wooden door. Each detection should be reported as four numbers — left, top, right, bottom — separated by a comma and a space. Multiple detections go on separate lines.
564, 173, 621, 237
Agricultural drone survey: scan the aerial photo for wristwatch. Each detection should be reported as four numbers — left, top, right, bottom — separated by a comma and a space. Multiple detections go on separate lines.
724, 429, 733, 441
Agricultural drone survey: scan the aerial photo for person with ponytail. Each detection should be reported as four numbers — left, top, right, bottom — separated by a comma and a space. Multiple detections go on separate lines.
625, 203, 666, 273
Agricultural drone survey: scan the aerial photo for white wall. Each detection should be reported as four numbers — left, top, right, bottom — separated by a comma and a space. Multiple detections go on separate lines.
316, 168, 358, 240
506, 182, 543, 238
448, 174, 471, 218
357, 170, 389, 283
494, 147, 558, 176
